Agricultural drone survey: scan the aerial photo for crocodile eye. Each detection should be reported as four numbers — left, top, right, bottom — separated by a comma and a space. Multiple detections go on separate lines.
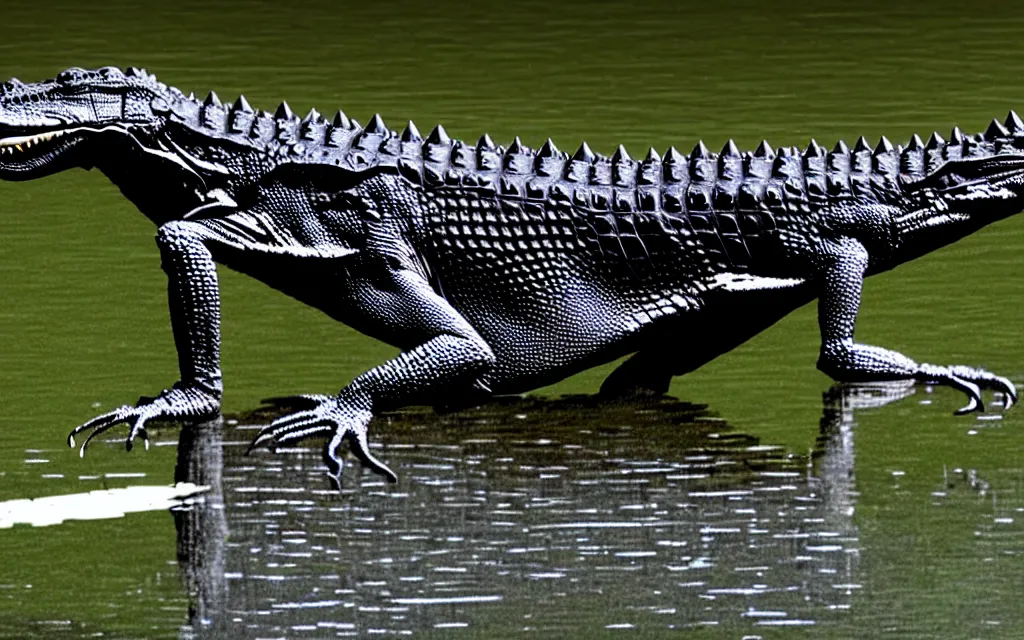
55, 68, 82, 84
98, 66, 122, 79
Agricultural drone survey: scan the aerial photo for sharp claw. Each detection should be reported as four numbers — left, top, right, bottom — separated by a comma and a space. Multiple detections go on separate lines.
323, 432, 345, 492
994, 377, 1017, 410
80, 422, 114, 455
68, 408, 122, 441
952, 379, 984, 415
73, 411, 128, 456
247, 431, 274, 453
125, 422, 149, 452
955, 397, 981, 415
347, 429, 398, 483
326, 472, 343, 492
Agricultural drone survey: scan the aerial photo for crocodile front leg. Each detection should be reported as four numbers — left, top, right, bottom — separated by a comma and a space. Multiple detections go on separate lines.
68, 220, 222, 454
250, 269, 495, 487
816, 237, 1016, 413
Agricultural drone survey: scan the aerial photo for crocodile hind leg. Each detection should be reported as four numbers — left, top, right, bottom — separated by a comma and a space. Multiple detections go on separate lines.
68, 220, 223, 454
250, 268, 495, 488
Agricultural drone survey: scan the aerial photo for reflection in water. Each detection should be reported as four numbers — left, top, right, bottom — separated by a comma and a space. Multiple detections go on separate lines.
172, 385, 913, 636
174, 417, 228, 638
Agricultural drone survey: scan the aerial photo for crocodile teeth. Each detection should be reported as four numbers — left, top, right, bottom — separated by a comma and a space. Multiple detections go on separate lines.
0, 129, 68, 151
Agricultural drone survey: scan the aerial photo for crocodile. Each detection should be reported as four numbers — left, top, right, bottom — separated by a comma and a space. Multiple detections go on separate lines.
0, 66, 1019, 486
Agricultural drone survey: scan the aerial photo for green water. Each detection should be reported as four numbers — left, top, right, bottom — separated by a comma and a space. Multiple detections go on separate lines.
1, 0, 1023, 637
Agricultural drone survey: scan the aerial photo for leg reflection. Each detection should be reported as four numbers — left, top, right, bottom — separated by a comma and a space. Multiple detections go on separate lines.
172, 416, 227, 637
816, 380, 917, 520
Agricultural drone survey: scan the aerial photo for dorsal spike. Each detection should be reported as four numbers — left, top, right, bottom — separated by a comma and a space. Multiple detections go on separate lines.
401, 121, 422, 142
925, 132, 944, 149
721, 139, 740, 157
507, 136, 524, 154
1005, 110, 1024, 132
187, 92, 196, 102
477, 133, 496, 150
985, 118, 1009, 140
949, 126, 965, 144
906, 133, 924, 150
832, 140, 849, 155
853, 136, 871, 153
332, 110, 350, 129
690, 140, 711, 158
426, 124, 451, 146
125, 66, 143, 78
611, 144, 631, 163
874, 136, 894, 154
644, 147, 661, 163
804, 139, 825, 157
364, 113, 387, 134
572, 141, 595, 163
275, 101, 295, 121
538, 138, 560, 158
754, 140, 774, 157
202, 91, 221, 108
231, 95, 253, 113
302, 108, 322, 124
663, 146, 684, 165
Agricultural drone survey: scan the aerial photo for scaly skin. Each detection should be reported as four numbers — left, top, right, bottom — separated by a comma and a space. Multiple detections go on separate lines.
0, 66, 1019, 487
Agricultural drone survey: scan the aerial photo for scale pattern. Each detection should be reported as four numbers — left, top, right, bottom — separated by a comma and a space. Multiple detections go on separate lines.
0, 66, 1020, 486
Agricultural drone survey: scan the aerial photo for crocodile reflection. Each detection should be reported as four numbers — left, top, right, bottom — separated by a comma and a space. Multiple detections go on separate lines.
172, 383, 915, 636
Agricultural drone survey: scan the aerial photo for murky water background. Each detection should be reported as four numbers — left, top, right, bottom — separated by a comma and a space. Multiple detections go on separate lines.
1, 0, 1024, 637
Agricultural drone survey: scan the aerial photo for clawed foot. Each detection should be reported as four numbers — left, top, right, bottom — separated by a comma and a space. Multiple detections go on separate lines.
248, 394, 397, 488
67, 384, 220, 456
916, 364, 1017, 415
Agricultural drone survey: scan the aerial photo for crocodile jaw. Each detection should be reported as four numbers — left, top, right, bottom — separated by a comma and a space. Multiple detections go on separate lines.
0, 129, 71, 153
0, 126, 91, 178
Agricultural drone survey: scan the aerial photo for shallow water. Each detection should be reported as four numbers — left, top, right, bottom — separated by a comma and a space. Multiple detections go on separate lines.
1, 0, 1024, 637
2, 387, 1021, 638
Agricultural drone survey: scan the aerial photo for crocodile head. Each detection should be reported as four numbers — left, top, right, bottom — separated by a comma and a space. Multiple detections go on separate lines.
0, 66, 171, 180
